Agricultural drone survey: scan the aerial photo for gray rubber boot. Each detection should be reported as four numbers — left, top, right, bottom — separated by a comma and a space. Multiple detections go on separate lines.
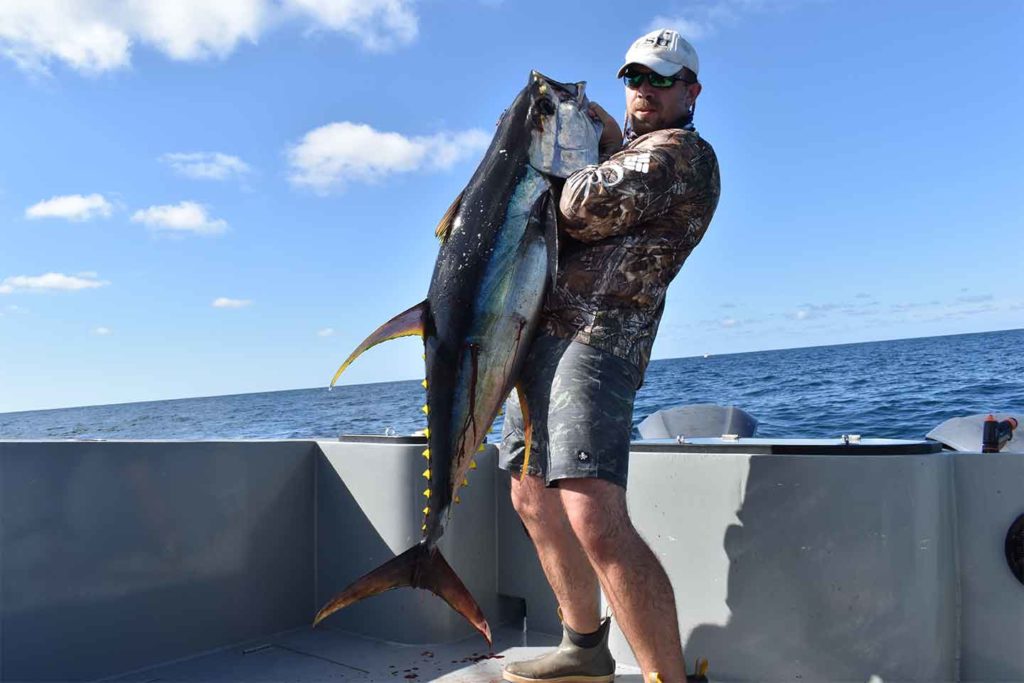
502, 617, 615, 683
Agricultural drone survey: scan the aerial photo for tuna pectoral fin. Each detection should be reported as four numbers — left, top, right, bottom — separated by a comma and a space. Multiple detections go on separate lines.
515, 384, 533, 481
314, 542, 492, 646
541, 192, 559, 290
330, 301, 428, 387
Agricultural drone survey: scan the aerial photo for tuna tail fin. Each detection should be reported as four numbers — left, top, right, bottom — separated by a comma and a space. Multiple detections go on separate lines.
313, 542, 492, 646
330, 301, 428, 387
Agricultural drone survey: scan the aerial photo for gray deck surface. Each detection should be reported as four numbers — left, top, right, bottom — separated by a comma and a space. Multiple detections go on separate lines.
109, 625, 644, 682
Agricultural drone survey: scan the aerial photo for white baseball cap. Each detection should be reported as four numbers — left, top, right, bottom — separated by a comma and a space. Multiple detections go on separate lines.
616, 29, 699, 79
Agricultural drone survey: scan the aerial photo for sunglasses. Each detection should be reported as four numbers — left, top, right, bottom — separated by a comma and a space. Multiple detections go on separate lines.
622, 71, 693, 89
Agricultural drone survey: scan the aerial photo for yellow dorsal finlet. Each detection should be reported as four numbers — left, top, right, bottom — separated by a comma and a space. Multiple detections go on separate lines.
421, 379, 428, 389
421, 404, 429, 415
422, 469, 431, 479
454, 495, 461, 504
462, 478, 469, 487
423, 506, 430, 515
422, 448, 430, 460
423, 488, 431, 498
423, 428, 430, 438
469, 460, 477, 469
695, 657, 710, 677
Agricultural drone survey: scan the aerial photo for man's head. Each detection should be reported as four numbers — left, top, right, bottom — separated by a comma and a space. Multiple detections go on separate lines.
617, 29, 702, 135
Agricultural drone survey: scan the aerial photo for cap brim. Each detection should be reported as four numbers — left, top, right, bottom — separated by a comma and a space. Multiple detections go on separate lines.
616, 56, 683, 79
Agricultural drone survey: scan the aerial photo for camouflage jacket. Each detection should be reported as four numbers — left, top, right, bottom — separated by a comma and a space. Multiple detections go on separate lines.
540, 126, 720, 376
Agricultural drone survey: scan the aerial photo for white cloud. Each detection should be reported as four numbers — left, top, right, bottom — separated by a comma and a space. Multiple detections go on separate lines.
649, 14, 713, 41
212, 297, 251, 308
131, 201, 228, 235
0, 2, 132, 75
160, 151, 251, 180
0, 0, 417, 76
317, 327, 336, 337
0, 272, 109, 294
25, 193, 113, 221
720, 317, 739, 328
93, 326, 111, 335
287, 122, 490, 192
649, 1, 810, 43
126, 1, 266, 62
286, 0, 417, 52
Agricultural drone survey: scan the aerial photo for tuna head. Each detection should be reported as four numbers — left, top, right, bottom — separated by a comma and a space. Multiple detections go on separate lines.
526, 71, 602, 178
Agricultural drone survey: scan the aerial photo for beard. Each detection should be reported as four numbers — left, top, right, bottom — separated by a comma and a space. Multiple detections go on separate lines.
628, 113, 658, 135
627, 109, 692, 137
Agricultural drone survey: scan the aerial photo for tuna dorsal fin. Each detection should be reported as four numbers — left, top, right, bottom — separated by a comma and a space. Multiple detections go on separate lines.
330, 301, 428, 387
435, 190, 465, 243
313, 542, 492, 646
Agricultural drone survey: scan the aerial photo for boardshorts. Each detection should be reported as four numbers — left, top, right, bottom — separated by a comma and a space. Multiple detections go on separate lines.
499, 333, 641, 489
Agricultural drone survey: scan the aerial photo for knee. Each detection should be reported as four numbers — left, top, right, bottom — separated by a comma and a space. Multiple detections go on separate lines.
561, 491, 634, 563
570, 513, 629, 563
510, 476, 555, 528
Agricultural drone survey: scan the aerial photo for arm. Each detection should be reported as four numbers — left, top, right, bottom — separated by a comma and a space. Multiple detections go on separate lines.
558, 130, 709, 243
587, 101, 623, 160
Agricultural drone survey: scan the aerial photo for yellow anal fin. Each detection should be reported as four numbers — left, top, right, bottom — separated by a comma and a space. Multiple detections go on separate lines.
435, 190, 465, 243
515, 383, 533, 481
330, 300, 428, 387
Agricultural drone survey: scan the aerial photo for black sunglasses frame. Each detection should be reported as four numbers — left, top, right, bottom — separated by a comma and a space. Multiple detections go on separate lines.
622, 71, 695, 89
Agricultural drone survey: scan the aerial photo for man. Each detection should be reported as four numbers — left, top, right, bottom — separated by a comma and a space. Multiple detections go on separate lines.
499, 29, 721, 683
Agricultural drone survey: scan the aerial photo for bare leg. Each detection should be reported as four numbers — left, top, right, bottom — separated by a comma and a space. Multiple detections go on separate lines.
510, 473, 601, 633
559, 478, 687, 683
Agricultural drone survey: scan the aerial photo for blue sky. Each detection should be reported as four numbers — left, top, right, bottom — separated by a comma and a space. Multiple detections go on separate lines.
1, 0, 1021, 413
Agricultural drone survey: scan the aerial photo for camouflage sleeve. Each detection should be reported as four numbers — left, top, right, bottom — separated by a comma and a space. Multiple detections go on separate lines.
558, 129, 714, 243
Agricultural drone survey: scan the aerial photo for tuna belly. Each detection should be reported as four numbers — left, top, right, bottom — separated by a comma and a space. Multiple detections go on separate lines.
446, 237, 548, 479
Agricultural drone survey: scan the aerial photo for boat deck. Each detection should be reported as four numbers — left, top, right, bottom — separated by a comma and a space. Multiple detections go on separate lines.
110, 625, 644, 682
6, 437, 1024, 681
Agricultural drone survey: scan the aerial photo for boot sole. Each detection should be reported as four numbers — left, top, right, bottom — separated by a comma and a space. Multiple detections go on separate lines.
502, 672, 615, 683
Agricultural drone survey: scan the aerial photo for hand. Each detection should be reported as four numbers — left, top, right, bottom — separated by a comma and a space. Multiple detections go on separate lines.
587, 101, 623, 157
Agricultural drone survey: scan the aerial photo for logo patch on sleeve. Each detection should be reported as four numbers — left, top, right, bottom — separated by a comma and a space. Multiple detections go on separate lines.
622, 152, 651, 174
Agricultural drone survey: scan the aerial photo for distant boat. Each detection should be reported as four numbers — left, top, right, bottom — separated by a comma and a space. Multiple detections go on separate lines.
703, 353, 711, 359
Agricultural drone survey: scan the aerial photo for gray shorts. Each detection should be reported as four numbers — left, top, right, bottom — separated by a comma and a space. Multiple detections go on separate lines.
499, 334, 641, 489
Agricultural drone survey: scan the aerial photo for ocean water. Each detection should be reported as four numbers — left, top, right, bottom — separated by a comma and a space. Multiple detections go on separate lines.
1, 329, 1021, 442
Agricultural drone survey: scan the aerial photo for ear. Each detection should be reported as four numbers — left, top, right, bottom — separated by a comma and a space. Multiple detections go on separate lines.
687, 82, 703, 101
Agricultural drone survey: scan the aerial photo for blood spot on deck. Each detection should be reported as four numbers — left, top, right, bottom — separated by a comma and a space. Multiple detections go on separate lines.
457, 652, 505, 663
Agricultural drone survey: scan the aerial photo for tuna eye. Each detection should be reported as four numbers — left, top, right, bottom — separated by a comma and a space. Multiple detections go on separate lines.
530, 98, 556, 128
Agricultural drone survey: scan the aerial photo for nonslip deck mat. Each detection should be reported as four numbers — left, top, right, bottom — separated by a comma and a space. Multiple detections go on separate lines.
109, 624, 645, 682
